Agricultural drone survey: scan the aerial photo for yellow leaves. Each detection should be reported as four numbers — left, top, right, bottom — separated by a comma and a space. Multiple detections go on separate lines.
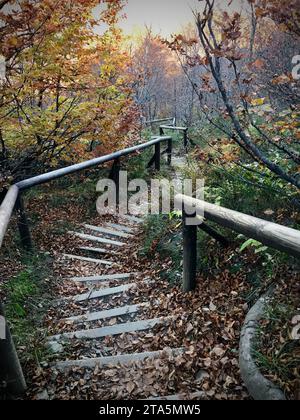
291, 112, 300, 120
218, 142, 240, 163
9, 36, 19, 47
275, 121, 286, 127
100, 63, 116, 77
251, 97, 265, 106
289, 121, 300, 129
269, 111, 300, 138
275, 119, 300, 133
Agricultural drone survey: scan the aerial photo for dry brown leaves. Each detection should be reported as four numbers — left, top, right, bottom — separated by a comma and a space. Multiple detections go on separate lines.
2, 188, 252, 400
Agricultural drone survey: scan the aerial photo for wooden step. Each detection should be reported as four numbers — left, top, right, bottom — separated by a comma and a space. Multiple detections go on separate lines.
69, 231, 125, 247
79, 246, 117, 255
53, 348, 184, 371
49, 317, 172, 341
84, 224, 132, 239
64, 303, 148, 323
72, 283, 136, 303
63, 254, 113, 266
70, 273, 137, 284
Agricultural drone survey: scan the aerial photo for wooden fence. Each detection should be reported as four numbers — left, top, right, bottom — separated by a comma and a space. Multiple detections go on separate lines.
177, 194, 300, 292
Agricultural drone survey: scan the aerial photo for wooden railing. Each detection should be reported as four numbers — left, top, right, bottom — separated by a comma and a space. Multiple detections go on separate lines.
176, 194, 300, 292
0, 135, 174, 252
0, 120, 190, 252
159, 125, 189, 150
144, 117, 176, 126
0, 132, 181, 396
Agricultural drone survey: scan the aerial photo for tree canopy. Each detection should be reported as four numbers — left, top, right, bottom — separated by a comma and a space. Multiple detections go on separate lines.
0, 0, 139, 188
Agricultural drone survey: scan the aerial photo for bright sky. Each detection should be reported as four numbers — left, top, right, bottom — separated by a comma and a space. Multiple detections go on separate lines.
120, 0, 199, 37
93, 0, 248, 38
118, 0, 247, 37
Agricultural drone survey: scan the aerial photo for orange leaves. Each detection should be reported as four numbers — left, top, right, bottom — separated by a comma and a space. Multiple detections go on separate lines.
255, 7, 268, 19
220, 11, 242, 43
162, 33, 198, 55
272, 73, 294, 85
8, 36, 20, 48
251, 58, 265, 70
201, 72, 216, 93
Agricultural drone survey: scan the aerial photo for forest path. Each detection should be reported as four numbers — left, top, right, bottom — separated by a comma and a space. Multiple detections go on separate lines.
38, 152, 207, 400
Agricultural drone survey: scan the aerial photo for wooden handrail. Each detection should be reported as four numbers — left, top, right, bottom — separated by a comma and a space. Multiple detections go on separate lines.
16, 136, 172, 191
144, 117, 174, 125
160, 125, 187, 132
159, 125, 189, 150
0, 135, 172, 249
177, 194, 300, 258
176, 194, 300, 291
0, 185, 19, 248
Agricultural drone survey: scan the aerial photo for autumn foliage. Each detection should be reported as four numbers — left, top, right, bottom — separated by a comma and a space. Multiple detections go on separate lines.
0, 0, 139, 189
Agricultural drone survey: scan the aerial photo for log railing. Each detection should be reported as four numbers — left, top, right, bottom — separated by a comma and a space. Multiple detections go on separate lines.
0, 133, 176, 396
176, 194, 300, 292
144, 117, 175, 126
159, 125, 189, 150
0, 136, 173, 251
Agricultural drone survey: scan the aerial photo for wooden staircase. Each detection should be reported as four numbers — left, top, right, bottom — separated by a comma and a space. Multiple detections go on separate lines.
43, 215, 202, 400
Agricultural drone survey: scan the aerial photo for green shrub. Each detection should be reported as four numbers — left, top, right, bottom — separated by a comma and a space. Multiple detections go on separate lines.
141, 213, 183, 284
3, 253, 53, 366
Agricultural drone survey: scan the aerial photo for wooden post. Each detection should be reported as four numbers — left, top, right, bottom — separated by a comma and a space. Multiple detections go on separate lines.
15, 194, 33, 252
183, 129, 188, 151
155, 142, 161, 171
167, 138, 172, 166
0, 304, 27, 397
182, 209, 197, 292
159, 126, 172, 165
